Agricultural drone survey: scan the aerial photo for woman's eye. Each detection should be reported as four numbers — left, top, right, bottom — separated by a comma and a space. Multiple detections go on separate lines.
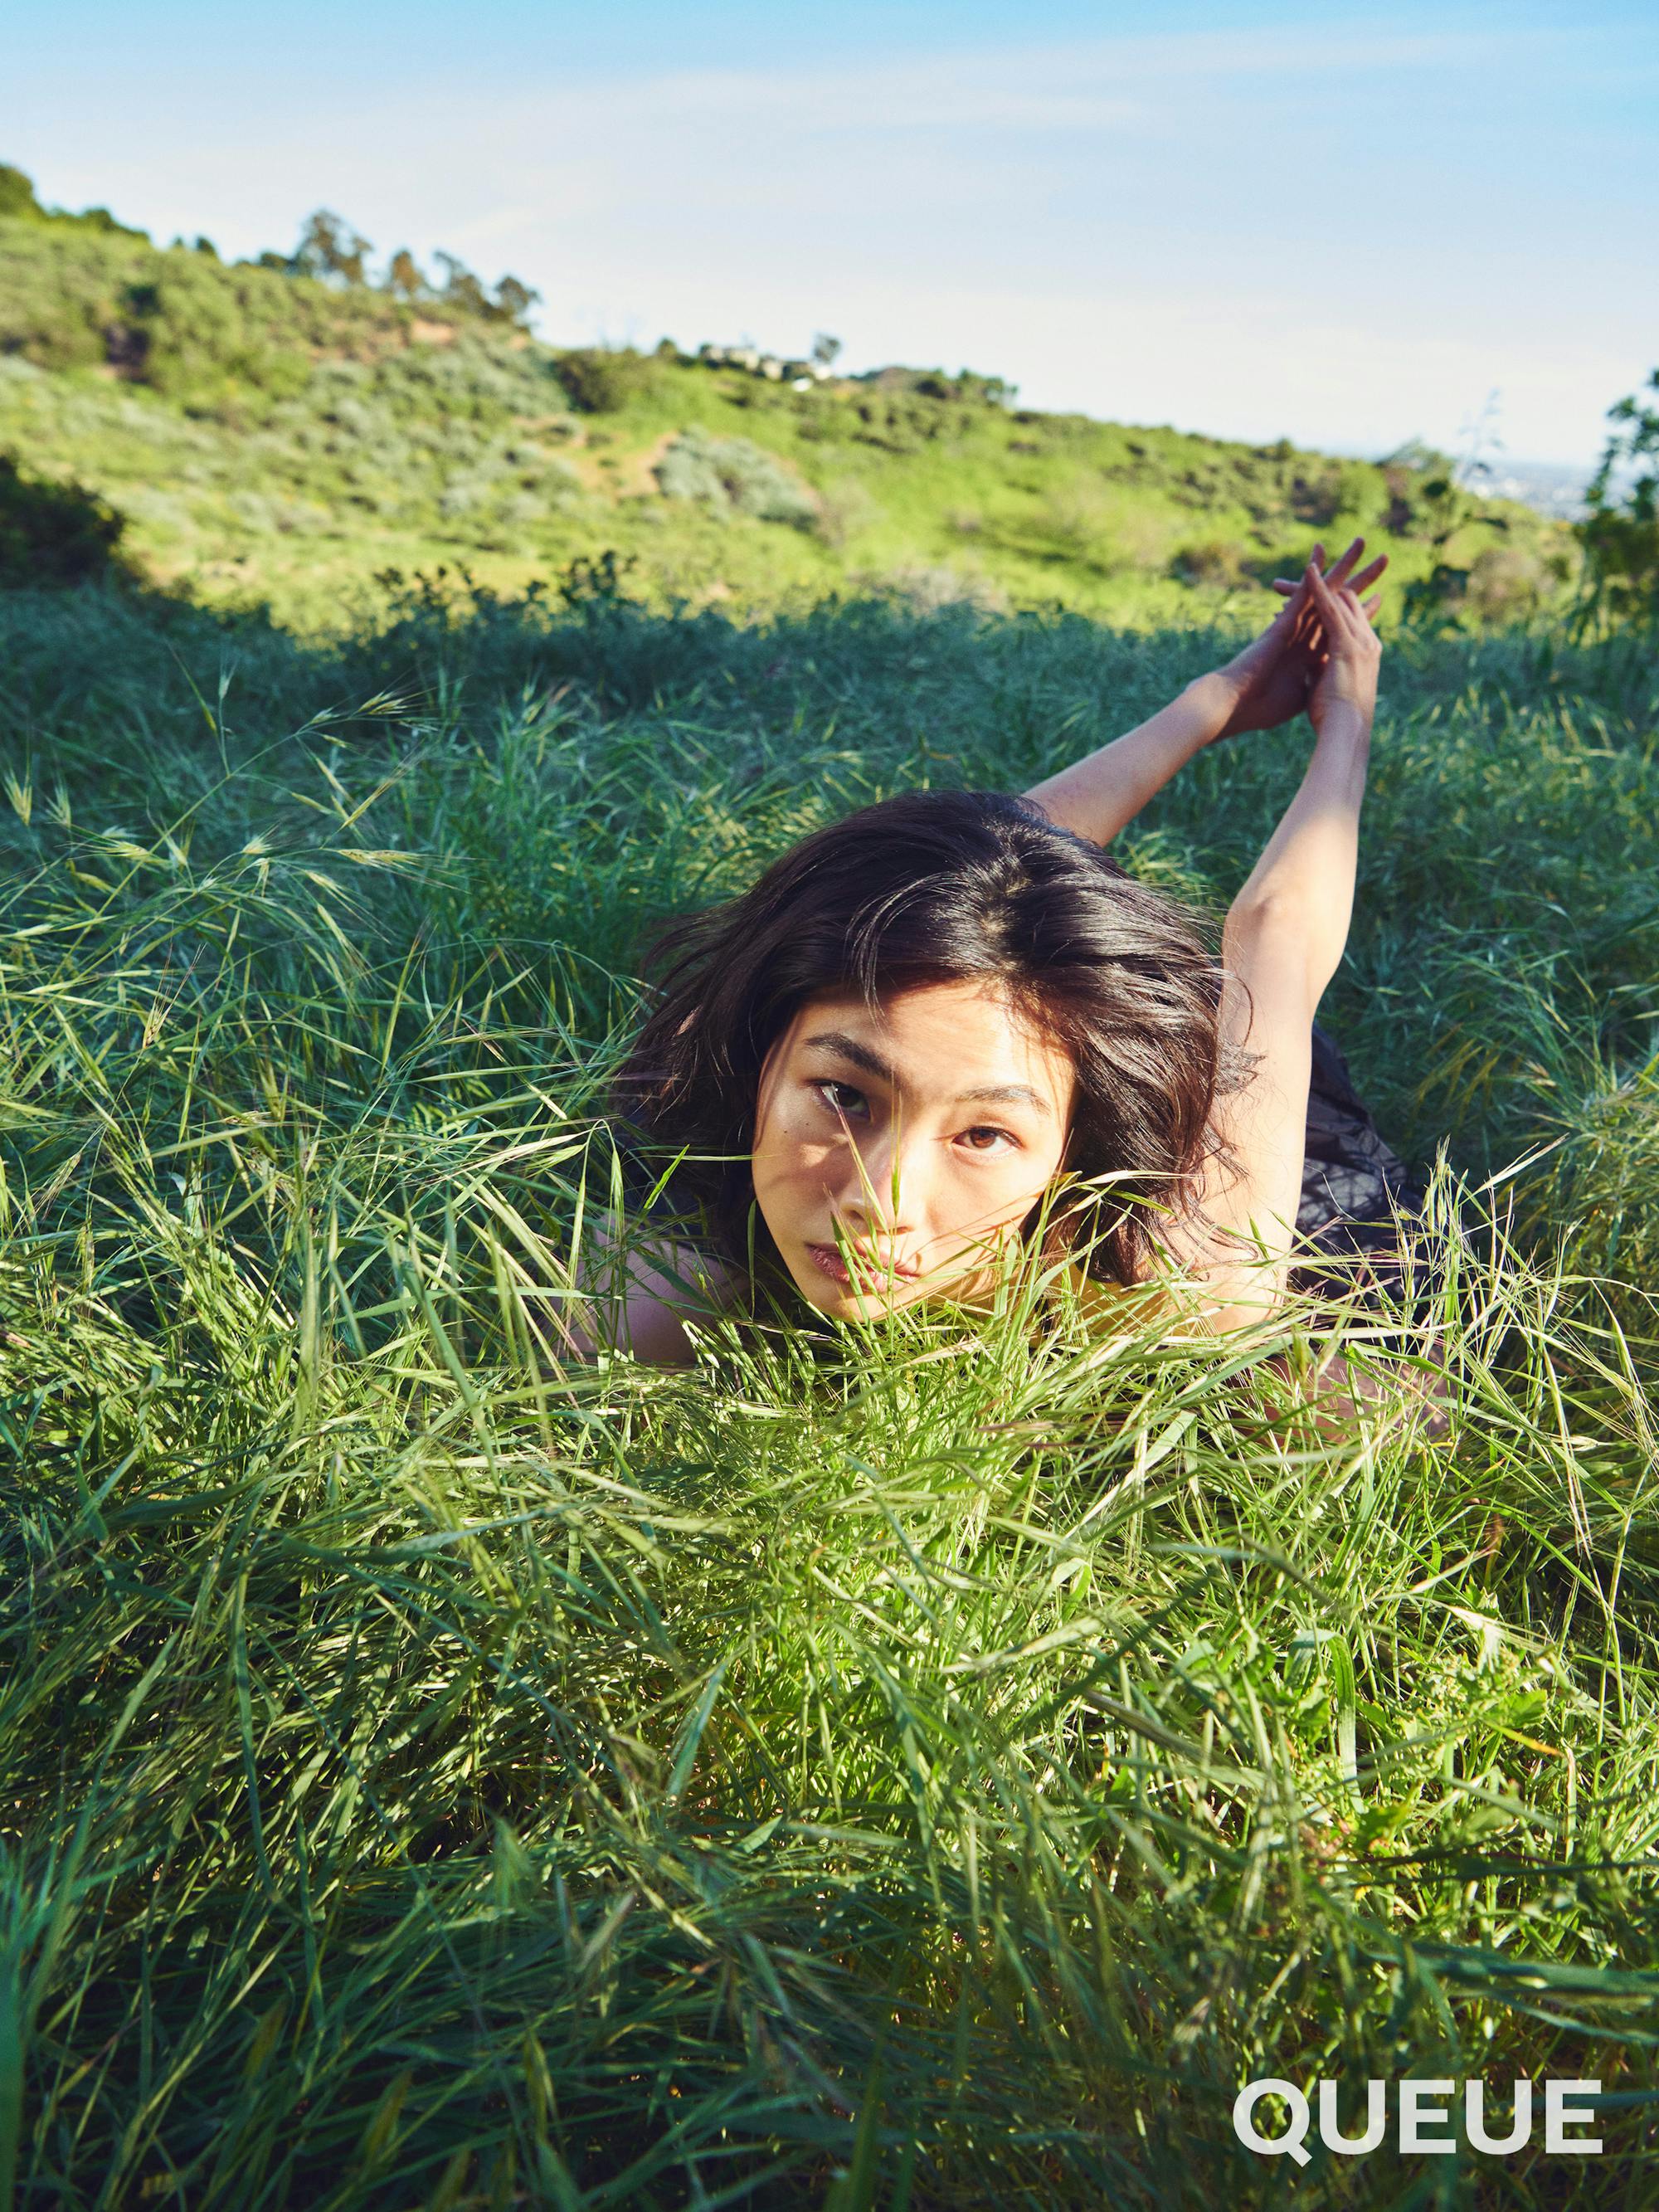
815, 1080, 870, 1120
960, 1125, 1018, 1153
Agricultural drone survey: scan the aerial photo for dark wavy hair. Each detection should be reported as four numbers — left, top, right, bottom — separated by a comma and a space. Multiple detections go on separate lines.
613, 787, 1244, 1289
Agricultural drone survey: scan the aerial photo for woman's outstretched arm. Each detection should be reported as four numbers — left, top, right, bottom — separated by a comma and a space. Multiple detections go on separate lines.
1024, 539, 1384, 845
1155, 564, 1383, 1331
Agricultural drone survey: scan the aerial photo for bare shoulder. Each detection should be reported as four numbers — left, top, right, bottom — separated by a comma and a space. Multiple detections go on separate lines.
570, 1229, 739, 1367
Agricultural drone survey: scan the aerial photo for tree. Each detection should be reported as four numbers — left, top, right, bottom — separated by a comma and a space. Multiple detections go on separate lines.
490, 273, 540, 329
432, 251, 489, 318
1579, 369, 1659, 627
387, 248, 427, 301
810, 332, 842, 370
289, 210, 372, 285
429, 251, 539, 327
0, 165, 146, 238
0, 163, 41, 220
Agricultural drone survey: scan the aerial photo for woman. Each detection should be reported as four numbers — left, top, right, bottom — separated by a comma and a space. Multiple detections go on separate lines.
577, 540, 1424, 1368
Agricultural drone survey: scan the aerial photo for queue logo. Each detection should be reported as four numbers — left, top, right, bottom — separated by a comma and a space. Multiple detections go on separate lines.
1232, 2079, 1602, 2164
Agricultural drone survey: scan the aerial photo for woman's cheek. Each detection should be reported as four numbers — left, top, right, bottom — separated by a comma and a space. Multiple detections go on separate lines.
752, 1109, 837, 1218
975, 1154, 1055, 1223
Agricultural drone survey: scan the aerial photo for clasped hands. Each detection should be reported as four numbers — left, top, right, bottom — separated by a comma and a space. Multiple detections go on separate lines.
1209, 538, 1385, 740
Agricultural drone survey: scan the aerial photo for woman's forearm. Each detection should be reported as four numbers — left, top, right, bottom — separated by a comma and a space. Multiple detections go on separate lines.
1024, 672, 1238, 844
1224, 702, 1370, 1005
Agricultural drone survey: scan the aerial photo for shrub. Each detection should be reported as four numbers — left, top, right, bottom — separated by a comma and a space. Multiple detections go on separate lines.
0, 453, 128, 583
0, 221, 518, 408
1464, 543, 1559, 625
1287, 463, 1346, 526
1579, 366, 1658, 627
1038, 480, 1113, 557
554, 347, 661, 414
1171, 538, 1252, 588
655, 430, 818, 527
806, 477, 881, 548
0, 161, 148, 237
1038, 485, 1175, 576
0, 163, 39, 221
866, 560, 1010, 614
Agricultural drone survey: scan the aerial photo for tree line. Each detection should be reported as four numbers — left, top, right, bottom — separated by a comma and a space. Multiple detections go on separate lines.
1, 165, 539, 334
272, 209, 539, 331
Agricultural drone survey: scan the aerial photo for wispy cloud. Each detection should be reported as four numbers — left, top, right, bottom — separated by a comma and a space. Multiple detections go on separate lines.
10, 11, 1650, 463
482, 24, 1520, 142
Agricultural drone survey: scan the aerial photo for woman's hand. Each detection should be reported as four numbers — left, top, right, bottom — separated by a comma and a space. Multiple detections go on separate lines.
1211, 538, 1385, 739
1304, 560, 1383, 736
1020, 540, 1382, 849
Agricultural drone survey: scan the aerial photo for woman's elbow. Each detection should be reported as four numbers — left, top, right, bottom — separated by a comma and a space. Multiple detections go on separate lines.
1223, 895, 1341, 1007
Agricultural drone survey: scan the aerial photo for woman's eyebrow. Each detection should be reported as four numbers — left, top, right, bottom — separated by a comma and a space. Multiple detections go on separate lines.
956, 1082, 1051, 1114
802, 1031, 896, 1081
803, 1035, 1049, 1116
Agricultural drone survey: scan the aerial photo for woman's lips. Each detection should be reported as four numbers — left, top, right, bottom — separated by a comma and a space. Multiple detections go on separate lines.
805, 1243, 920, 1288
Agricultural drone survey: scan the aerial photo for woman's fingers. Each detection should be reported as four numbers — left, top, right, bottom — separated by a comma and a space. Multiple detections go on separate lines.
1306, 562, 1346, 627
1339, 584, 1381, 634
1274, 536, 1375, 593
1277, 548, 1389, 595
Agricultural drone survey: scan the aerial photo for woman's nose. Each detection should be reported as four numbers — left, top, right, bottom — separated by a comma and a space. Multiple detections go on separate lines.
837, 1129, 923, 1231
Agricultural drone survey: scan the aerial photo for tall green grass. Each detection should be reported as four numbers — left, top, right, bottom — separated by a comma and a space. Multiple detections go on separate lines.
2, 583, 1657, 2206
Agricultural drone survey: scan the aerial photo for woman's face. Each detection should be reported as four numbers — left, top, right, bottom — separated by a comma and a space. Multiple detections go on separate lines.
750, 978, 1076, 1320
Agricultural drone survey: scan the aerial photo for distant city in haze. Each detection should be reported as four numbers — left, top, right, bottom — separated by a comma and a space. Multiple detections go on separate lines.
1446, 459, 1599, 519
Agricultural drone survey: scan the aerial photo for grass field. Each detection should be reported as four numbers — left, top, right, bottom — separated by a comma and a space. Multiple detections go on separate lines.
2, 574, 1658, 2209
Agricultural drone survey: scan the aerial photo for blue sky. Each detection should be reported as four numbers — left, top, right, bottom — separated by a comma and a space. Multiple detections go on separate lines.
12, 1, 1657, 465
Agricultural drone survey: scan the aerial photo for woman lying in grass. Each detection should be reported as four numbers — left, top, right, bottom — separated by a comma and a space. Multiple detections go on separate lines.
577, 538, 1424, 1368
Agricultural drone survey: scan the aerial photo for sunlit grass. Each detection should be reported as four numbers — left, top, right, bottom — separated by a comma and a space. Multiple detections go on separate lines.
2, 583, 1657, 2206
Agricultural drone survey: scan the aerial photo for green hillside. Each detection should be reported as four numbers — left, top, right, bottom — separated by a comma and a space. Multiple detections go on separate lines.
0, 174, 1574, 632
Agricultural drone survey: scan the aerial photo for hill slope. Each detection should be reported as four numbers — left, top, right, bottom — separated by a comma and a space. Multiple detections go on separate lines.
0, 197, 1574, 631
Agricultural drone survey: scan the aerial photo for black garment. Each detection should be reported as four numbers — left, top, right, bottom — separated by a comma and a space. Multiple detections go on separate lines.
1293, 1022, 1428, 1297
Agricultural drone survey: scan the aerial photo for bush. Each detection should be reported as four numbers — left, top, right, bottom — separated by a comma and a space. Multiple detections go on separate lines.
553, 346, 661, 414
0, 453, 128, 584
864, 560, 1010, 614
1171, 538, 1252, 588
1037, 485, 1175, 575
812, 476, 882, 548
0, 222, 478, 407
654, 429, 818, 526
0, 160, 148, 237
0, 163, 39, 221
1579, 366, 1659, 627
1037, 480, 1114, 557
1287, 462, 1346, 526
1464, 543, 1561, 624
